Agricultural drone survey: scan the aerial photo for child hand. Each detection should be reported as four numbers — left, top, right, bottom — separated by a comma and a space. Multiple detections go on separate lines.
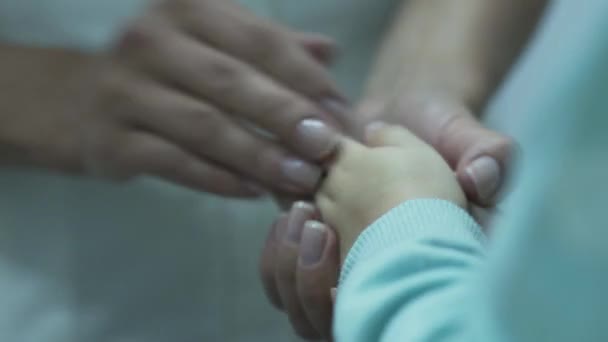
316, 122, 466, 260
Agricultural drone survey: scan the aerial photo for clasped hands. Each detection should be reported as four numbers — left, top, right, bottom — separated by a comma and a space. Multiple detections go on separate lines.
259, 93, 513, 340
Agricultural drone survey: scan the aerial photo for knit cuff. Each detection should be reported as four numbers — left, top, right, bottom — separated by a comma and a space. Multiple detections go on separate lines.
339, 199, 485, 285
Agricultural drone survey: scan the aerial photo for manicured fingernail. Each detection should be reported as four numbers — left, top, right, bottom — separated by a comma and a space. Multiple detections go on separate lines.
300, 220, 328, 266
286, 202, 315, 243
466, 156, 501, 204
295, 119, 338, 160
281, 158, 322, 191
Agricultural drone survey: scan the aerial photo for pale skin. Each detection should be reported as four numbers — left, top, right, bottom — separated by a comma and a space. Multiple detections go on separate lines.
316, 123, 466, 263
260, 0, 548, 340
0, 0, 344, 197
0, 0, 546, 340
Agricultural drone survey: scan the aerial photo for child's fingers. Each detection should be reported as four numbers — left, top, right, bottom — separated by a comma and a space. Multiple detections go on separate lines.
335, 135, 366, 157
365, 121, 421, 148
326, 135, 367, 172
275, 202, 322, 339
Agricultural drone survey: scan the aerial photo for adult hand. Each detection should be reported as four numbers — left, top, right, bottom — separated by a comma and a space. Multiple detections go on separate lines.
260, 202, 339, 340
259, 92, 514, 340
352, 92, 514, 207
78, 0, 344, 197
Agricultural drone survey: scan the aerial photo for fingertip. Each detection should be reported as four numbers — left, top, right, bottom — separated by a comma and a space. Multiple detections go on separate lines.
457, 134, 516, 207
364, 121, 388, 146
315, 194, 334, 220
292, 200, 315, 213
364, 122, 418, 148
299, 220, 329, 267
335, 134, 364, 154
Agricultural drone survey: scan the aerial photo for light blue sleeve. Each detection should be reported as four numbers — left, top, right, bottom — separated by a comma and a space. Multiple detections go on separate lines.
334, 1, 608, 341
335, 173, 608, 342
334, 200, 487, 342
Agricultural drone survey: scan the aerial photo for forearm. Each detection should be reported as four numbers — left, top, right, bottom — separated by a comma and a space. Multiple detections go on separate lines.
0, 44, 97, 169
364, 0, 548, 111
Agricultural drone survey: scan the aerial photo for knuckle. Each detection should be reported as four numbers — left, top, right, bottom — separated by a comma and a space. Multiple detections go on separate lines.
251, 145, 282, 181
186, 108, 223, 147
98, 73, 128, 102
201, 59, 242, 94
254, 93, 304, 132
245, 23, 288, 62
97, 73, 144, 116
116, 17, 163, 57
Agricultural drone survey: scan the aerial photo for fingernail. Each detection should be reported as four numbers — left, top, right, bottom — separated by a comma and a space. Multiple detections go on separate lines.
364, 121, 387, 143
466, 156, 501, 204
300, 220, 328, 266
286, 202, 315, 243
281, 158, 322, 191
295, 119, 338, 160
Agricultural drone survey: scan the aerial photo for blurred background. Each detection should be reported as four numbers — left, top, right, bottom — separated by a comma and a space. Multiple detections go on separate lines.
0, 0, 590, 341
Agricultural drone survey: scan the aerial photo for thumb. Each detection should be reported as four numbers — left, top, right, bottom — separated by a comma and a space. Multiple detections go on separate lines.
381, 95, 515, 207
437, 115, 514, 207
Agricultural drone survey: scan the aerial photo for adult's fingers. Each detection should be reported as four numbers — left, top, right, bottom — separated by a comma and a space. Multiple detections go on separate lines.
297, 220, 340, 340
275, 202, 321, 340
437, 115, 514, 207
167, 0, 343, 102
117, 78, 322, 194
259, 214, 288, 310
89, 130, 260, 197
128, 28, 339, 162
